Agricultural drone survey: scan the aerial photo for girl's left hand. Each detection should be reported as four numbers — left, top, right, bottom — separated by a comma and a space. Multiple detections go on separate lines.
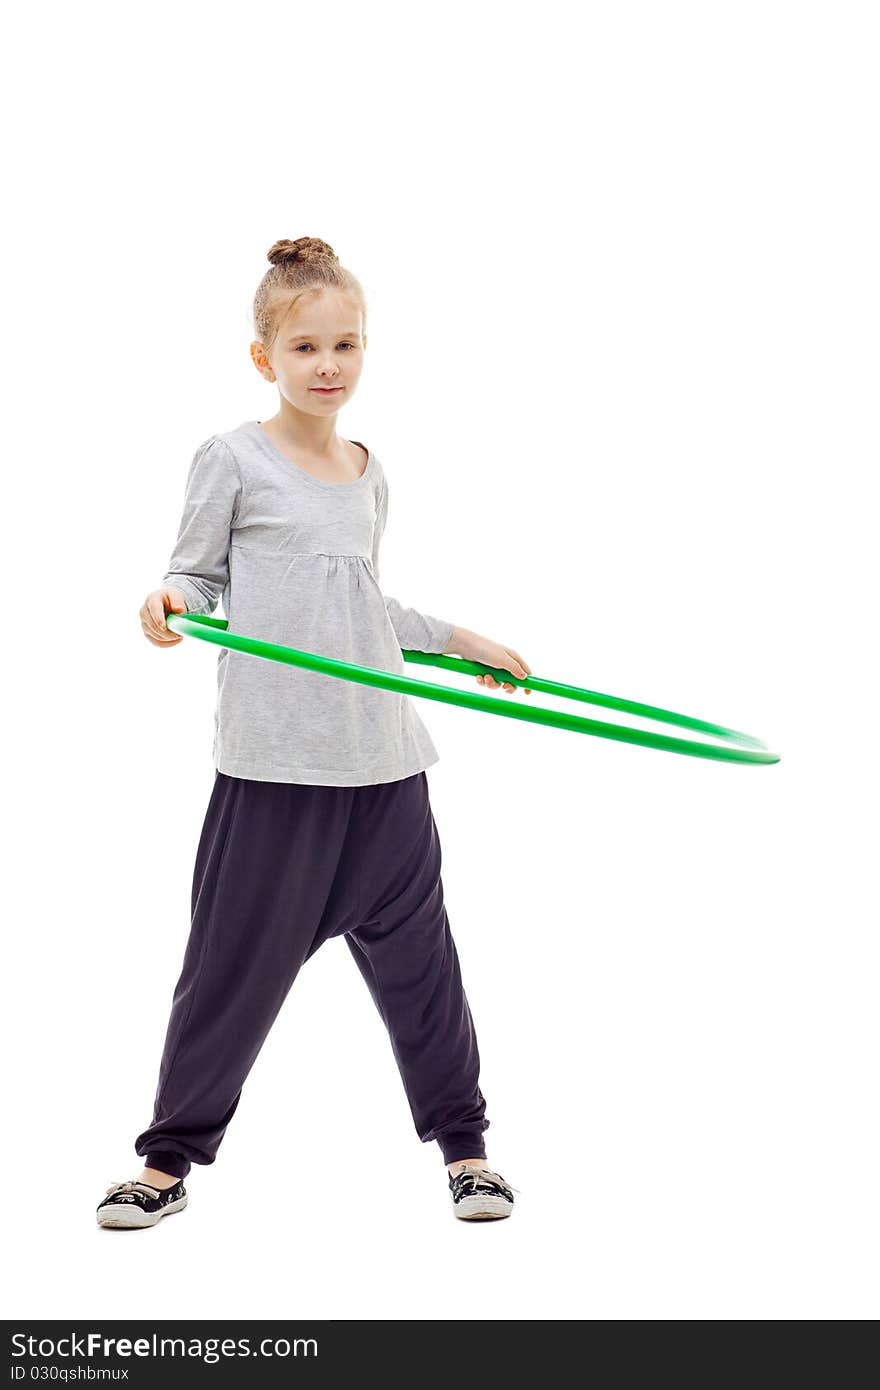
474, 641, 533, 696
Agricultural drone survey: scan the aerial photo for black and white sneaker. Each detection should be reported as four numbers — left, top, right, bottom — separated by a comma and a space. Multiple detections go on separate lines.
448, 1164, 519, 1220
96, 1178, 188, 1229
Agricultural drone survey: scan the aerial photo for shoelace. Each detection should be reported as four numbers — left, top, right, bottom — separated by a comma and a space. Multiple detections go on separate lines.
451, 1164, 521, 1196
105, 1180, 163, 1201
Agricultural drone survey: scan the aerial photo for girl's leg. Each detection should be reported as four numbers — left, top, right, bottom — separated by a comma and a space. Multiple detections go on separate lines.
343, 772, 490, 1165
134, 771, 361, 1178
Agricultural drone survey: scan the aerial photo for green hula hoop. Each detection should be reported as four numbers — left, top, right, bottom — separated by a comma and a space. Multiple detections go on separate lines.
166, 613, 780, 766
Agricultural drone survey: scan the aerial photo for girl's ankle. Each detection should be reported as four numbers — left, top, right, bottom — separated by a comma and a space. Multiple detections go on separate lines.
138, 1167, 182, 1189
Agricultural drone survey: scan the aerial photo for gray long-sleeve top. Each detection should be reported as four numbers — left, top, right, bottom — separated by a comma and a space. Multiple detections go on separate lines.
160, 420, 454, 785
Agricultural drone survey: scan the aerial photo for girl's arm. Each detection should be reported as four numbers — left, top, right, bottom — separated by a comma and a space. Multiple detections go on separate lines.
371, 472, 454, 654
371, 469, 533, 694
161, 437, 242, 616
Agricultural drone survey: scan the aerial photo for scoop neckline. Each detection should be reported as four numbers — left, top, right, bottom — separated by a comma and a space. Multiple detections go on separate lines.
245, 420, 375, 489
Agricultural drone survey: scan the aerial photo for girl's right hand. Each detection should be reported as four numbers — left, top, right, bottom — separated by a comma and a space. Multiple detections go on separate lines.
140, 587, 187, 647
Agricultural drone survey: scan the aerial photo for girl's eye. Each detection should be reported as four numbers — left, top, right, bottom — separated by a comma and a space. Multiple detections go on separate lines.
294, 342, 356, 352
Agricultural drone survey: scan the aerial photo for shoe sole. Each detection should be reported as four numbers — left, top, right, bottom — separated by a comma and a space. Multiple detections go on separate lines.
96, 1194, 188, 1229
453, 1194, 513, 1220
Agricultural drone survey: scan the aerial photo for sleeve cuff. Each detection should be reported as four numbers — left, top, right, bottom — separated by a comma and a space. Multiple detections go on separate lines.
385, 599, 454, 653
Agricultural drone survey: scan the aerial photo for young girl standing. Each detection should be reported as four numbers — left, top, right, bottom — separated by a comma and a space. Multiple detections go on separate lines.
97, 237, 530, 1228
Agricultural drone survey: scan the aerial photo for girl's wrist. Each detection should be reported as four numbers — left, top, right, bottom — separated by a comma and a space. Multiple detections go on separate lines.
443, 625, 480, 660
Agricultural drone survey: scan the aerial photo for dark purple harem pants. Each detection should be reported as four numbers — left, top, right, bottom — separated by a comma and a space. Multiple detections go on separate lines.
134, 769, 490, 1179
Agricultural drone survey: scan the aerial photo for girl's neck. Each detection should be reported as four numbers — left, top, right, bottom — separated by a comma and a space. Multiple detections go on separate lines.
261, 411, 339, 460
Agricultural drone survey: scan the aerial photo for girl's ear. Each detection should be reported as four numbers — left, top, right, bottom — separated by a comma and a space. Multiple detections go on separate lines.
250, 342, 275, 381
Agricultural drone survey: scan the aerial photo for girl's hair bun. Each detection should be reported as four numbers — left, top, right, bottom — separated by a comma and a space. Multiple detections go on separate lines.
267, 237, 338, 267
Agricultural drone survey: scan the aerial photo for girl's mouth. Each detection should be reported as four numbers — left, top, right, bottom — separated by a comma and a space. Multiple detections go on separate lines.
311, 387, 343, 395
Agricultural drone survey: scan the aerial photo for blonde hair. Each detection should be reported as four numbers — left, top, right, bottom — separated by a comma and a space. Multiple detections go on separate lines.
252, 237, 367, 356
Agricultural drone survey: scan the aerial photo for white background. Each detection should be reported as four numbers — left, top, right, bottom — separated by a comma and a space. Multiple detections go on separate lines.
4, 0, 876, 1321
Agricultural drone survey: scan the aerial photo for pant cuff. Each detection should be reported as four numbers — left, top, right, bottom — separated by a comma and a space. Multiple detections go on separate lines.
142, 1149, 191, 1180
437, 1130, 489, 1166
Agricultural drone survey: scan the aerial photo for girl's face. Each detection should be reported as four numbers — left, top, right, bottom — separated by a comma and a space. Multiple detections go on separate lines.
252, 289, 366, 417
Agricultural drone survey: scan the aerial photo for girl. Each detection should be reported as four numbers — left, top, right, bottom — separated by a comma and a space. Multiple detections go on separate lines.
97, 237, 529, 1229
